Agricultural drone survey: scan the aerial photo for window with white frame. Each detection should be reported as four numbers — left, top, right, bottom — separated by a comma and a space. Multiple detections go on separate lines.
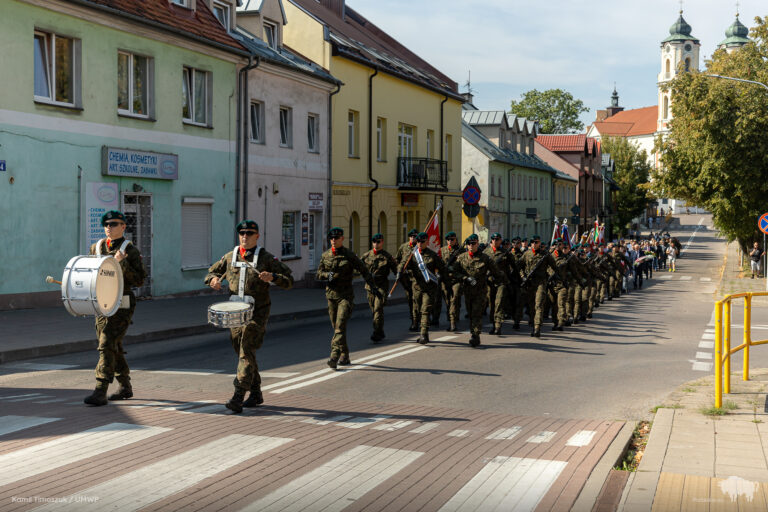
212, 1, 230, 30
118, 51, 151, 117
249, 101, 264, 143
279, 106, 292, 147
307, 113, 319, 153
181, 199, 212, 269
264, 21, 277, 49
426, 129, 435, 159
348, 110, 359, 157
171, 0, 189, 6
444, 134, 453, 170
182, 66, 210, 126
34, 31, 78, 106
282, 212, 299, 258
376, 117, 387, 161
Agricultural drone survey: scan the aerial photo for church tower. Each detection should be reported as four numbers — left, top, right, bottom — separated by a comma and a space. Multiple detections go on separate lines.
657, 10, 700, 132
718, 13, 750, 53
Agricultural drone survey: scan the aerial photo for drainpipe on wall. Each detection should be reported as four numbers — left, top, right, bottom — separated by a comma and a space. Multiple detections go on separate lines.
77, 165, 82, 253
368, 67, 379, 243
241, 56, 260, 223
327, 83, 342, 247
439, 95, 448, 239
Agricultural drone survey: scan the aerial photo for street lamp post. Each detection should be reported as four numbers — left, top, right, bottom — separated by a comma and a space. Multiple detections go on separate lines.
706, 74, 768, 290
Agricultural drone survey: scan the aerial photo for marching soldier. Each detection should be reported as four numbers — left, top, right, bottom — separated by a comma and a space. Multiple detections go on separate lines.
84, 210, 146, 406
205, 220, 294, 413
361, 233, 397, 343
483, 233, 511, 335
454, 234, 503, 347
566, 244, 588, 323
399, 232, 448, 344
440, 231, 465, 331
396, 229, 419, 331
521, 235, 557, 338
511, 237, 527, 330
316, 227, 380, 369
548, 239, 569, 331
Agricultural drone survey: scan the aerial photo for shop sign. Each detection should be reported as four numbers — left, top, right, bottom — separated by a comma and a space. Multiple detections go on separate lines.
102, 146, 178, 180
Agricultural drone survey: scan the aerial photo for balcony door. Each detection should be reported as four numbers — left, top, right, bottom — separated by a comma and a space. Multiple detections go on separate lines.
398, 123, 414, 183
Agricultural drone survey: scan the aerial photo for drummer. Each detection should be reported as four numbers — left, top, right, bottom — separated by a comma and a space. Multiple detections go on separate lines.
84, 210, 146, 406
205, 220, 293, 414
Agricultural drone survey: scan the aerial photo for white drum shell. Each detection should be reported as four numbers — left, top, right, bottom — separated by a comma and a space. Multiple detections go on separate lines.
61, 255, 124, 317
208, 301, 253, 328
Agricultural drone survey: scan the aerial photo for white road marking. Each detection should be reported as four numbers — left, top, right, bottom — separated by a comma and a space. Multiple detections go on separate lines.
448, 429, 470, 437
1, 363, 78, 371
134, 368, 224, 376
679, 276, 692, 281
701, 333, 716, 340
699, 341, 714, 349
659, 274, 673, 280
566, 430, 596, 447
434, 335, 459, 341
692, 361, 714, 372
373, 420, 415, 431
34, 398, 69, 404
486, 427, 522, 440
262, 344, 417, 391
260, 372, 300, 378
336, 415, 392, 429
5, 395, 54, 402
438, 456, 568, 511
36, 435, 293, 512
0, 423, 170, 487
270, 346, 428, 394
0, 416, 60, 436
526, 431, 556, 444
408, 422, 440, 434
117, 401, 169, 409
0, 393, 43, 400
700, 277, 712, 282
695, 352, 712, 360
238, 445, 423, 512
160, 400, 217, 411
302, 415, 353, 426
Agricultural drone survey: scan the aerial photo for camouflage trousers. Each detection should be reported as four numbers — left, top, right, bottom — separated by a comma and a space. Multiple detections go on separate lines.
327, 297, 353, 359
230, 303, 270, 391
573, 284, 584, 319
440, 281, 462, 324
548, 285, 568, 327
401, 275, 415, 322
94, 305, 134, 384
366, 284, 388, 335
487, 284, 507, 328
412, 284, 437, 335
465, 286, 488, 336
527, 282, 548, 330
515, 288, 529, 325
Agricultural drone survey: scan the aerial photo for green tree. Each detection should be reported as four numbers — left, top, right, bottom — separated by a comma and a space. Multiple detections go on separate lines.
654, 16, 768, 250
509, 89, 589, 134
602, 137, 652, 234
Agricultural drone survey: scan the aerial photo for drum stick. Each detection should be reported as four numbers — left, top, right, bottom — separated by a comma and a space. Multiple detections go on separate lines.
45, 276, 62, 285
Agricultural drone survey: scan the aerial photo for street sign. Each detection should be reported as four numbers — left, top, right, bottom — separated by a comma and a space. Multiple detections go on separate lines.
570, 205, 580, 215
463, 203, 480, 218
760, 213, 768, 235
0, 160, 6, 171
571, 215, 580, 225
462, 177, 481, 206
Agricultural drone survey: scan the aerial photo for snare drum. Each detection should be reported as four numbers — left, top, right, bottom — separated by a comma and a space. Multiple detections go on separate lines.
208, 301, 253, 328
61, 255, 124, 317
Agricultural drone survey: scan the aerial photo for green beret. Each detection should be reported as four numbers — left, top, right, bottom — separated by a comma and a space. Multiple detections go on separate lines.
553, 238, 563, 244
573, 243, 581, 249
371, 233, 383, 242
502, 238, 510, 245
512, 236, 521, 242
101, 210, 126, 226
416, 232, 428, 242
236, 219, 259, 232
531, 235, 541, 241
328, 227, 344, 237
408, 229, 418, 237
466, 234, 479, 243
490, 232, 502, 240
445, 231, 457, 238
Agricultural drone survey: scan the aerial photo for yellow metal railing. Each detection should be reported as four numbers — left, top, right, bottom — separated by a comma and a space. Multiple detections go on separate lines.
715, 292, 768, 407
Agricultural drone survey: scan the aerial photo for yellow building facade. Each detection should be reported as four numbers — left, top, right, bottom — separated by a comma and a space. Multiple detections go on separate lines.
283, 0, 464, 255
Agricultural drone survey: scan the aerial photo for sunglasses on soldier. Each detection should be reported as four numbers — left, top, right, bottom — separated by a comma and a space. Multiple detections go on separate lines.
238, 230, 258, 236
104, 221, 124, 227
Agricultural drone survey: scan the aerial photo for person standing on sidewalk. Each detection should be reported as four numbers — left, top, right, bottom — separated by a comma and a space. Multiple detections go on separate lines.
396, 229, 419, 331
84, 210, 146, 406
750, 242, 763, 279
206, 220, 294, 413
316, 227, 380, 369
361, 233, 397, 342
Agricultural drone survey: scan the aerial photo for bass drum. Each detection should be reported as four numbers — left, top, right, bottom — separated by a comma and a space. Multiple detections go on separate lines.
61, 255, 124, 317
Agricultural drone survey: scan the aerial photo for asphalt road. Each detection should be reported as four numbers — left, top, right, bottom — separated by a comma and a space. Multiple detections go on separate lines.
1, 213, 751, 422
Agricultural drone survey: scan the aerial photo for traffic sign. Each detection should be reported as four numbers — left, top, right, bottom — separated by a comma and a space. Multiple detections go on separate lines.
463, 203, 480, 218
759, 213, 768, 235
462, 177, 481, 206
570, 204, 580, 215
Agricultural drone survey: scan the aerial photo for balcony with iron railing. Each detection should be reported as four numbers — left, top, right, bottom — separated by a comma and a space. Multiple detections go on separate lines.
397, 157, 448, 191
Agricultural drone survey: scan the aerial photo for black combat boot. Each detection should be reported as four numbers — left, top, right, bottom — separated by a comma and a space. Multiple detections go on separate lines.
533, 329, 541, 338
327, 357, 338, 370
418, 332, 429, 345
226, 388, 246, 413
580, 314, 587, 322
469, 334, 480, 347
339, 355, 351, 365
488, 326, 497, 335
108, 377, 133, 401
587, 312, 593, 318
243, 386, 264, 407
84, 381, 109, 406
494, 324, 502, 335
513, 322, 520, 330
552, 325, 563, 332
449, 321, 457, 332
409, 321, 419, 332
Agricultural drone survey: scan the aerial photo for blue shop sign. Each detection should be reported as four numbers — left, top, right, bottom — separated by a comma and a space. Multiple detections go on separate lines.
102, 146, 178, 180
0, 160, 6, 172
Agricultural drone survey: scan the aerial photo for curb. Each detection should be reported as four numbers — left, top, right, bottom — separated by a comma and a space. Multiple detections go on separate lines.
0, 297, 407, 364
571, 421, 635, 512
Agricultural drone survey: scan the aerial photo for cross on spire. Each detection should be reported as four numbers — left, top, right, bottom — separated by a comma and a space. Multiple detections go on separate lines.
736, 0, 740, 16
679, 0, 683, 14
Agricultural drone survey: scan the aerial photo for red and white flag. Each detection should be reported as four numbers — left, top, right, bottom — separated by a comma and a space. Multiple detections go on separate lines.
426, 213, 441, 253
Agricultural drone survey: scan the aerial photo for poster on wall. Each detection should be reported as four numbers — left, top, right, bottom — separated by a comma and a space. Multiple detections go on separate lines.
85, 182, 119, 249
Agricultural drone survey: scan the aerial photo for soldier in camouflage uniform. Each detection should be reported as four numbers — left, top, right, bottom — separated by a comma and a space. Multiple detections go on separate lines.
595, 244, 612, 303
511, 237, 526, 330
440, 231, 465, 331
566, 244, 589, 324
454, 234, 502, 347
548, 239, 569, 331
399, 232, 448, 344
483, 233, 511, 335
521, 235, 557, 337
84, 210, 146, 407
316, 227, 380, 369
206, 220, 294, 413
396, 229, 419, 331
579, 247, 597, 317
361, 233, 397, 343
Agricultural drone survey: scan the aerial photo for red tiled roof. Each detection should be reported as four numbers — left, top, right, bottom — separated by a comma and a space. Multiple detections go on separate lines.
592, 105, 657, 137
81, 0, 247, 53
536, 134, 586, 153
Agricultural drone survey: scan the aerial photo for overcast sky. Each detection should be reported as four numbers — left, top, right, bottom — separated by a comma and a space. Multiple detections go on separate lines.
348, 0, 763, 127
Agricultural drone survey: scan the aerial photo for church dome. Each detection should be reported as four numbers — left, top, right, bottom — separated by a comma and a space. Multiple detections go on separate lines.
719, 15, 750, 48
662, 12, 700, 43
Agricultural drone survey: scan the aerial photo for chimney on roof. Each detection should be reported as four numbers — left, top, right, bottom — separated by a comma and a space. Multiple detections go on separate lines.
319, 0, 345, 19
461, 91, 474, 105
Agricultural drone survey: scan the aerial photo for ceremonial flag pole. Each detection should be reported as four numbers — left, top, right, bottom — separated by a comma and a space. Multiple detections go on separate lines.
388, 202, 442, 297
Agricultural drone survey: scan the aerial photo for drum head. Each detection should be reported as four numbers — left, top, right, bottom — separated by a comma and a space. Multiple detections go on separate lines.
95, 257, 124, 316
210, 301, 252, 313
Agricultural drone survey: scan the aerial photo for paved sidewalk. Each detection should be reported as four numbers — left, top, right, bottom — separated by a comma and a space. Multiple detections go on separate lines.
0, 281, 406, 364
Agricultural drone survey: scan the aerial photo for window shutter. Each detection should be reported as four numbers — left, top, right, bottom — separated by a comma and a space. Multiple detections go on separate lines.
182, 203, 211, 268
